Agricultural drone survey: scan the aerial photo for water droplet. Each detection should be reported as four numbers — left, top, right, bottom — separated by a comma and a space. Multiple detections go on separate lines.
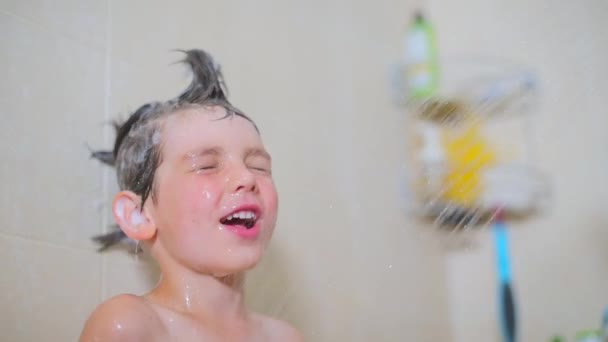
184, 285, 192, 309
113, 320, 123, 331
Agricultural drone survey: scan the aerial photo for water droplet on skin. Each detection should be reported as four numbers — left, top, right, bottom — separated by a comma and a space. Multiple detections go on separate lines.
202, 190, 211, 199
113, 320, 123, 331
184, 285, 192, 309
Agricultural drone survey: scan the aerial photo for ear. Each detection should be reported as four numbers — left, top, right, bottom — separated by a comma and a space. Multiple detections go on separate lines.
112, 191, 156, 241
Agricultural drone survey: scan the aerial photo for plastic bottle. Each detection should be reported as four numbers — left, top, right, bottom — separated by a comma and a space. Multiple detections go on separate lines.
402, 11, 439, 100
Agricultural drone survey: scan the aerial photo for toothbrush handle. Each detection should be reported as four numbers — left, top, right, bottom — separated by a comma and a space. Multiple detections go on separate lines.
494, 222, 517, 342
500, 281, 516, 342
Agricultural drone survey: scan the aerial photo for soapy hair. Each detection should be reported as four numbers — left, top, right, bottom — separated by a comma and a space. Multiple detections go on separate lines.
89, 49, 257, 251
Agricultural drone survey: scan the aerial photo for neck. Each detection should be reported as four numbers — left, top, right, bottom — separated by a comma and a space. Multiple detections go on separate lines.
148, 259, 249, 325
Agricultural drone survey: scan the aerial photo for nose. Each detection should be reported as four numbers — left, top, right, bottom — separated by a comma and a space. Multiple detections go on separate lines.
228, 162, 257, 193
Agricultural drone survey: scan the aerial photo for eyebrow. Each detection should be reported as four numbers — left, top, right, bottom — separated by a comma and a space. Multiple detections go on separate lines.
182, 147, 271, 162
182, 147, 222, 161
245, 148, 272, 162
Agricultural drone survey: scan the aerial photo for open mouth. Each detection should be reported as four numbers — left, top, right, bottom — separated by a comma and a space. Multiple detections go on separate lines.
220, 210, 258, 229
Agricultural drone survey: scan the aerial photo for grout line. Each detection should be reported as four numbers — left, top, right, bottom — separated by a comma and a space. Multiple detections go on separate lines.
0, 8, 105, 53
100, 0, 114, 301
102, 2, 113, 237
0, 231, 98, 253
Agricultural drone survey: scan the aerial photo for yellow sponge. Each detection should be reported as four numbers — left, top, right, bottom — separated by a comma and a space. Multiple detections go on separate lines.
442, 123, 496, 207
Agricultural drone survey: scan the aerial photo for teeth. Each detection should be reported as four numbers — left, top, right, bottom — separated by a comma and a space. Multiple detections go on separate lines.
226, 210, 257, 221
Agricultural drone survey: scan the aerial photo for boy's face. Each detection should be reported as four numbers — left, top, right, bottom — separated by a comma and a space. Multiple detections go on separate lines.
147, 106, 278, 276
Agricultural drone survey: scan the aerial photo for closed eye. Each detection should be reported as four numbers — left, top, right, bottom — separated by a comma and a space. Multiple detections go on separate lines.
193, 164, 218, 173
248, 165, 271, 174
245, 149, 272, 174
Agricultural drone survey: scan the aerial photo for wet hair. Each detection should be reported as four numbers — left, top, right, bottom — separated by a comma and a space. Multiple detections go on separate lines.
90, 49, 257, 251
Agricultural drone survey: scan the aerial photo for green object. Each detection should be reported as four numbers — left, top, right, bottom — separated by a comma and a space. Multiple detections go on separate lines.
403, 11, 440, 100
575, 330, 601, 342
550, 336, 564, 342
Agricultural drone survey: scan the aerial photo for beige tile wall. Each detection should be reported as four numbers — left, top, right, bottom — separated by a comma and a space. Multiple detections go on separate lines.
0, 0, 452, 341
0, 235, 101, 341
0, 3, 107, 341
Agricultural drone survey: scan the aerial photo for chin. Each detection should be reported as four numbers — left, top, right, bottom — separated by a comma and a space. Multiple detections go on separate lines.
234, 247, 265, 271
207, 246, 265, 277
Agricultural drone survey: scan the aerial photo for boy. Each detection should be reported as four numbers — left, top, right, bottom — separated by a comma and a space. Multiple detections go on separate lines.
80, 49, 303, 341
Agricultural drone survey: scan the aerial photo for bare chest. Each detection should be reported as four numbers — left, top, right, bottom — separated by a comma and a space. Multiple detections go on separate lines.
155, 311, 272, 342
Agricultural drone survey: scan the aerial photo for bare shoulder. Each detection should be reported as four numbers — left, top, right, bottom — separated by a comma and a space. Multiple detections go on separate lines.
255, 314, 305, 342
80, 294, 165, 342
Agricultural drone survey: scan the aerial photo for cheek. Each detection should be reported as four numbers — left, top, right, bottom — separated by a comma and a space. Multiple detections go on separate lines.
160, 176, 222, 224
260, 179, 279, 216
184, 180, 222, 217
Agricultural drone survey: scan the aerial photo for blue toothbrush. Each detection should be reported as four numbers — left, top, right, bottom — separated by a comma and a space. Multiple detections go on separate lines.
494, 211, 517, 342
